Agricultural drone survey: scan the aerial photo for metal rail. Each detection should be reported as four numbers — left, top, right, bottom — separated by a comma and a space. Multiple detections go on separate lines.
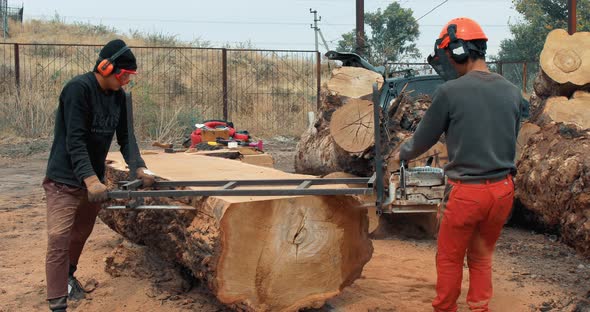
109, 176, 375, 199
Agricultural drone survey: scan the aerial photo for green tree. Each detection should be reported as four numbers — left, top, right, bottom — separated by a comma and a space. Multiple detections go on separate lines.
336, 2, 420, 65
498, 0, 590, 61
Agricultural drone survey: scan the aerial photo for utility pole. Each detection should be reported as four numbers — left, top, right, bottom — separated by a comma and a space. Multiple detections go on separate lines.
310, 8, 331, 52
310, 8, 320, 52
568, 0, 577, 34
356, 0, 365, 56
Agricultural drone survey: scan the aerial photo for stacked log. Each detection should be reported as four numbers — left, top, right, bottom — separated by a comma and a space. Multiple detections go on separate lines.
99, 152, 373, 311
294, 67, 383, 176
295, 66, 446, 177
295, 66, 448, 238
529, 29, 590, 116
515, 29, 590, 257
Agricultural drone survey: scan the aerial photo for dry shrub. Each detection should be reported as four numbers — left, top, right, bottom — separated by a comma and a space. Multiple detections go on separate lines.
0, 83, 56, 137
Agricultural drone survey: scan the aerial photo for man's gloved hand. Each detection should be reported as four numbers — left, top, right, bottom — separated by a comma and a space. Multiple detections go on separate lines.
136, 167, 156, 187
83, 175, 108, 203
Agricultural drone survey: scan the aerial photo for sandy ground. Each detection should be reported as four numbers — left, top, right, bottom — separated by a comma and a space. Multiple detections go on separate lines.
1, 140, 589, 312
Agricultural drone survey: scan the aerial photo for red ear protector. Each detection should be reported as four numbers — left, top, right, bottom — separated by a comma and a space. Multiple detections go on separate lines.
97, 46, 130, 77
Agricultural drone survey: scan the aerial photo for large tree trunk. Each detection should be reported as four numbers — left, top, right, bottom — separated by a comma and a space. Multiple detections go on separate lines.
515, 123, 590, 257
517, 38, 590, 258
294, 67, 383, 176
99, 152, 373, 311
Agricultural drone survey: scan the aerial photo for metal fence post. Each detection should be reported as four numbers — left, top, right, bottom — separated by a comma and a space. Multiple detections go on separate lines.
14, 43, 20, 90
497, 61, 503, 76
316, 51, 321, 110
222, 48, 228, 121
522, 62, 528, 93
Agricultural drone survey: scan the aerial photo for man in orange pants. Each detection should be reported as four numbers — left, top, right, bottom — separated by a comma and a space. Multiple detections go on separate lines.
399, 17, 525, 311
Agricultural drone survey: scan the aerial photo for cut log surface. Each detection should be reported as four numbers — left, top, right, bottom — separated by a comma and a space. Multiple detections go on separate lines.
530, 30, 590, 118
540, 29, 590, 86
99, 152, 373, 312
541, 91, 590, 130
515, 124, 590, 257
330, 99, 375, 153
327, 67, 384, 99
295, 125, 371, 176
321, 172, 379, 234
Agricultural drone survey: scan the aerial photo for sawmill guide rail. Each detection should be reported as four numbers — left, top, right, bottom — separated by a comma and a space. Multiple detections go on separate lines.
109, 175, 376, 199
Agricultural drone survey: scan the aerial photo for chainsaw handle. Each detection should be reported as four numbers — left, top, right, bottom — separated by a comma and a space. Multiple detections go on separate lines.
399, 160, 407, 200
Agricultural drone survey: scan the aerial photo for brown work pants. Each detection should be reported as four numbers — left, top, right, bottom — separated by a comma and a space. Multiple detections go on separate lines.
42, 178, 101, 300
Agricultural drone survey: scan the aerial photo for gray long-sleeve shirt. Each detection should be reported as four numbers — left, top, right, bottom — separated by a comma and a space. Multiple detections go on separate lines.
399, 70, 522, 181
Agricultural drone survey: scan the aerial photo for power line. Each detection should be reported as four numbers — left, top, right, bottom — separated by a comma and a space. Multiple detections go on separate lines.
27, 14, 510, 28
27, 14, 313, 26
416, 0, 449, 21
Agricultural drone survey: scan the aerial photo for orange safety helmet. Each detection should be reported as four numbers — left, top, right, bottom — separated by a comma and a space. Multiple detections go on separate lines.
437, 17, 488, 49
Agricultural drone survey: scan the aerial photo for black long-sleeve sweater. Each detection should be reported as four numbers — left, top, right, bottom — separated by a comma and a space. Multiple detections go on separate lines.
46, 72, 145, 188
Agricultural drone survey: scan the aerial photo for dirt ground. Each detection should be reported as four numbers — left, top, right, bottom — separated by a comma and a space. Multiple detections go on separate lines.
1, 138, 590, 312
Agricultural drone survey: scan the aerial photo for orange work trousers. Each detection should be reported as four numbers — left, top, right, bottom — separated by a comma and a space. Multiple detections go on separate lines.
433, 176, 514, 312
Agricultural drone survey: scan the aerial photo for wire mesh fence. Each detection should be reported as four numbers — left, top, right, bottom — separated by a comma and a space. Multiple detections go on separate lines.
0, 43, 537, 141
492, 61, 539, 95
384, 61, 538, 94
0, 43, 319, 141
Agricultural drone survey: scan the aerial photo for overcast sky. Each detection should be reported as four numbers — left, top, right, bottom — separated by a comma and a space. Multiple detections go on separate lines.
19, 0, 521, 61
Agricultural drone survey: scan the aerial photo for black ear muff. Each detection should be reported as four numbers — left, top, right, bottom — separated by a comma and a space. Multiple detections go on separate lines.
446, 24, 469, 63
96, 46, 130, 77
448, 40, 469, 63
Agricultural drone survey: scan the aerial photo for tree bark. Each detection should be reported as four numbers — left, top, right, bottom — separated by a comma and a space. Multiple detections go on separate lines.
99, 152, 373, 312
515, 29, 590, 259
516, 122, 541, 162
515, 123, 590, 257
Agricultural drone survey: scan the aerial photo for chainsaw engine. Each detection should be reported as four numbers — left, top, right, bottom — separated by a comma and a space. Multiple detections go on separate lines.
385, 165, 446, 214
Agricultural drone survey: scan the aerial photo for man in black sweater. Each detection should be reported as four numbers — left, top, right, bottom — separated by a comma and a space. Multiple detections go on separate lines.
43, 39, 155, 312
399, 18, 523, 312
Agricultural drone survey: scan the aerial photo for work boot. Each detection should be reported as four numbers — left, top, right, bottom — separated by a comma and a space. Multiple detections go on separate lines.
67, 275, 86, 301
67, 264, 85, 300
48, 296, 67, 312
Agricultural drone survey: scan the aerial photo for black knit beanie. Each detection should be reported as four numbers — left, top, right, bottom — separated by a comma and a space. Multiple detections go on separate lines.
94, 39, 137, 72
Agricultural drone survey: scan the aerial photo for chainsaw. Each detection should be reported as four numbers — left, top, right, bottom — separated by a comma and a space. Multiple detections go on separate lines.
109, 86, 445, 215
383, 160, 445, 214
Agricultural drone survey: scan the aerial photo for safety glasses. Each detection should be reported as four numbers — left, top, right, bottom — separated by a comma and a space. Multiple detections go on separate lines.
115, 69, 137, 86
